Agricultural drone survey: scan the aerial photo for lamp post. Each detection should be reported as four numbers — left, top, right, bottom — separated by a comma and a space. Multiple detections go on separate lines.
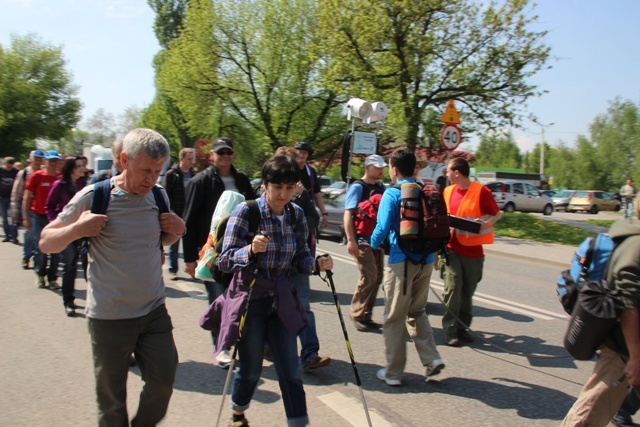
539, 122, 554, 180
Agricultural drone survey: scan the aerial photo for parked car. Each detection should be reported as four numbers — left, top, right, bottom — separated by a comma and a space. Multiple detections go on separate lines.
567, 191, 621, 214
551, 190, 576, 212
486, 180, 554, 215
320, 181, 347, 199
541, 190, 557, 198
317, 192, 346, 239
318, 175, 333, 188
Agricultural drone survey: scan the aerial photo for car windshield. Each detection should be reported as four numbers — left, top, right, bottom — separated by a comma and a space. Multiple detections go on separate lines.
554, 190, 573, 198
328, 182, 346, 189
573, 191, 590, 198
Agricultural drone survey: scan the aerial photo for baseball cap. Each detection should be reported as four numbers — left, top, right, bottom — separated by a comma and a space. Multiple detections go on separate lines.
45, 150, 62, 160
211, 137, 234, 154
31, 149, 46, 158
364, 154, 387, 168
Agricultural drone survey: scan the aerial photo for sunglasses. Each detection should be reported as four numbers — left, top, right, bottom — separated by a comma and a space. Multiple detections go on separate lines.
216, 150, 234, 156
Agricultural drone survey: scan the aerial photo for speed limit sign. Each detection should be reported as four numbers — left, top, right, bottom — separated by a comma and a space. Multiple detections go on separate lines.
440, 124, 462, 151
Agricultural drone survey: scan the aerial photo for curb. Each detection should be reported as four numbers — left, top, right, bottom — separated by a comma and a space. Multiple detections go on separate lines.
484, 246, 569, 270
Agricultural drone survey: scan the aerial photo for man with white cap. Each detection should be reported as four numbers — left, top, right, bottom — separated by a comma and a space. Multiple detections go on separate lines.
343, 154, 388, 332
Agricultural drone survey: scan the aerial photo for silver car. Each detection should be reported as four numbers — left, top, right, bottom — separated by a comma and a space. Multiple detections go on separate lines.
317, 192, 346, 239
551, 190, 576, 212
486, 180, 554, 215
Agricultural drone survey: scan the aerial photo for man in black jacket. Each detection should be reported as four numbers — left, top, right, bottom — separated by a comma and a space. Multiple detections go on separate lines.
162, 148, 195, 275
182, 137, 255, 367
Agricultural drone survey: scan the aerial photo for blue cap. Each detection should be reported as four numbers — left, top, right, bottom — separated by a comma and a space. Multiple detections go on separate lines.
31, 149, 46, 158
45, 150, 62, 160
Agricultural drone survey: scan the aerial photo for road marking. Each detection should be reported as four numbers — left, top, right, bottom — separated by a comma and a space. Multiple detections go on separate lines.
322, 249, 568, 321
317, 391, 393, 427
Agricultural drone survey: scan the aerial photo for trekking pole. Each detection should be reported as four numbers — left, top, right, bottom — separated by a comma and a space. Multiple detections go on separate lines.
215, 237, 267, 427
321, 261, 373, 427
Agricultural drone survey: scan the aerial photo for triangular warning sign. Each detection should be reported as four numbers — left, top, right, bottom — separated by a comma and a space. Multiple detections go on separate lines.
441, 99, 460, 124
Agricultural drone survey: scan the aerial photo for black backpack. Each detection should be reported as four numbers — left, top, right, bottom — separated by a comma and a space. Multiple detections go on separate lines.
392, 182, 450, 261
209, 201, 297, 286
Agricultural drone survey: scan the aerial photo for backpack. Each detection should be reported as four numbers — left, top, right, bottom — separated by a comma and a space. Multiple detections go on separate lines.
352, 179, 385, 238
207, 201, 298, 286
208, 200, 261, 286
556, 233, 615, 315
393, 182, 450, 261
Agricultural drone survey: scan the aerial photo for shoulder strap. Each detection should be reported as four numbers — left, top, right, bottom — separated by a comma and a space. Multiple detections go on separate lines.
286, 202, 297, 231
91, 179, 112, 214
245, 200, 261, 237
151, 185, 169, 214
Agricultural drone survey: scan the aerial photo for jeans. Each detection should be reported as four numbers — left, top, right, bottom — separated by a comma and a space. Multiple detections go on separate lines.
0, 197, 16, 240
87, 304, 178, 427
60, 240, 80, 305
231, 297, 308, 427
613, 387, 640, 424
625, 198, 635, 219
292, 272, 319, 366
30, 212, 59, 281
168, 238, 180, 274
204, 280, 226, 345
23, 228, 35, 260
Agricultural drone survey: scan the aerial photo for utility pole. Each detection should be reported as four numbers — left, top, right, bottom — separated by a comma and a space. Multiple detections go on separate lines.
539, 122, 554, 180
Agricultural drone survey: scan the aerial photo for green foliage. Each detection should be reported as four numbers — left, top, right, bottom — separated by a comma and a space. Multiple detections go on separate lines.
0, 34, 82, 158
494, 212, 595, 246
474, 132, 522, 168
314, 0, 551, 150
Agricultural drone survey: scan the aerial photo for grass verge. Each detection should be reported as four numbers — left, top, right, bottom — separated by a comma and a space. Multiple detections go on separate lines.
494, 213, 596, 246
583, 219, 616, 228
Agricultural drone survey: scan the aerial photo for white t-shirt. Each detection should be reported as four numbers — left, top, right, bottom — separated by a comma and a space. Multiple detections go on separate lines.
57, 177, 167, 319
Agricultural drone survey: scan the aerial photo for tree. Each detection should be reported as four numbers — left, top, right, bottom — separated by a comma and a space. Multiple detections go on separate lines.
473, 132, 521, 168
157, 0, 345, 159
314, 0, 551, 150
82, 108, 117, 146
0, 33, 82, 158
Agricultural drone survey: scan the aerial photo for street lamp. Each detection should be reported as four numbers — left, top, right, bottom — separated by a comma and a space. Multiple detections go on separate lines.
539, 122, 554, 180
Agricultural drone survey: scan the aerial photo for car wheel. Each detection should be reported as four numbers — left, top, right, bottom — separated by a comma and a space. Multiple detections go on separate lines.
543, 204, 553, 216
589, 205, 598, 215
504, 203, 515, 213
614, 204, 621, 212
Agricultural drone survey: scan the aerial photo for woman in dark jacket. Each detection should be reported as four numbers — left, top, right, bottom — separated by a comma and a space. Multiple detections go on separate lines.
45, 156, 86, 316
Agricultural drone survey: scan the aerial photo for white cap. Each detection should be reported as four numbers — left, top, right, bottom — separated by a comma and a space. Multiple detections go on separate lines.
364, 154, 387, 168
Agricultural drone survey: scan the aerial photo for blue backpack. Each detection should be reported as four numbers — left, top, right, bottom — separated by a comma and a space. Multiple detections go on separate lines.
556, 233, 615, 315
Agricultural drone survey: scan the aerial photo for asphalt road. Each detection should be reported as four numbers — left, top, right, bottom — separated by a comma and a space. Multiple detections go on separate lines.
0, 236, 620, 427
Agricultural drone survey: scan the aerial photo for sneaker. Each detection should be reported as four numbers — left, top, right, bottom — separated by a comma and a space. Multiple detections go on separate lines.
36, 275, 46, 288
2, 237, 9, 242
216, 350, 233, 369
22, 258, 29, 270
64, 304, 76, 317
11, 238, 19, 245
303, 355, 331, 372
228, 416, 250, 427
48, 279, 61, 290
425, 359, 445, 378
376, 368, 401, 386
458, 328, 474, 343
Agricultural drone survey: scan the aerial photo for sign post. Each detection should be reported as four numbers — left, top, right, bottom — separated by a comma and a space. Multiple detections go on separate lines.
440, 99, 462, 151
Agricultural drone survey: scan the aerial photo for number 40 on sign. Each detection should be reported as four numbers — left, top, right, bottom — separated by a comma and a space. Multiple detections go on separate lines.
440, 124, 462, 151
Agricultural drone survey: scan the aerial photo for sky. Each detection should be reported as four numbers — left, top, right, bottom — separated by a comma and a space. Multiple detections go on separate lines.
1, 0, 639, 153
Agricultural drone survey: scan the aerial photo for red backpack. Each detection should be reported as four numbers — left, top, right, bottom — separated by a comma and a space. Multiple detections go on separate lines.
352, 179, 385, 238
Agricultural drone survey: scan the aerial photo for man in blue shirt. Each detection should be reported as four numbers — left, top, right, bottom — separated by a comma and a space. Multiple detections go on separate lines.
370, 147, 444, 386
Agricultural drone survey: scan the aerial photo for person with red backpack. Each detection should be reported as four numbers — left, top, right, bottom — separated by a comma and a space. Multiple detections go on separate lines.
343, 154, 388, 332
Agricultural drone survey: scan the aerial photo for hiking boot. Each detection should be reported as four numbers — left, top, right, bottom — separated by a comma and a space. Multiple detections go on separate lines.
216, 350, 233, 369
611, 416, 637, 427
228, 416, 250, 427
22, 258, 29, 270
351, 316, 371, 332
36, 275, 46, 288
425, 359, 445, 378
457, 328, 474, 343
376, 368, 401, 386
48, 279, 61, 290
303, 355, 331, 372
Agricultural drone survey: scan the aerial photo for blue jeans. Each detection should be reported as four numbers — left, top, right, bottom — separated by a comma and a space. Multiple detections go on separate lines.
168, 238, 180, 274
625, 198, 635, 219
0, 197, 16, 240
231, 296, 308, 427
60, 241, 80, 305
87, 304, 178, 427
30, 212, 59, 280
23, 228, 35, 260
292, 272, 319, 366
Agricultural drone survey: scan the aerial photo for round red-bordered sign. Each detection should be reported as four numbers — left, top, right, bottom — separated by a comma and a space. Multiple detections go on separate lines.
440, 124, 462, 151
